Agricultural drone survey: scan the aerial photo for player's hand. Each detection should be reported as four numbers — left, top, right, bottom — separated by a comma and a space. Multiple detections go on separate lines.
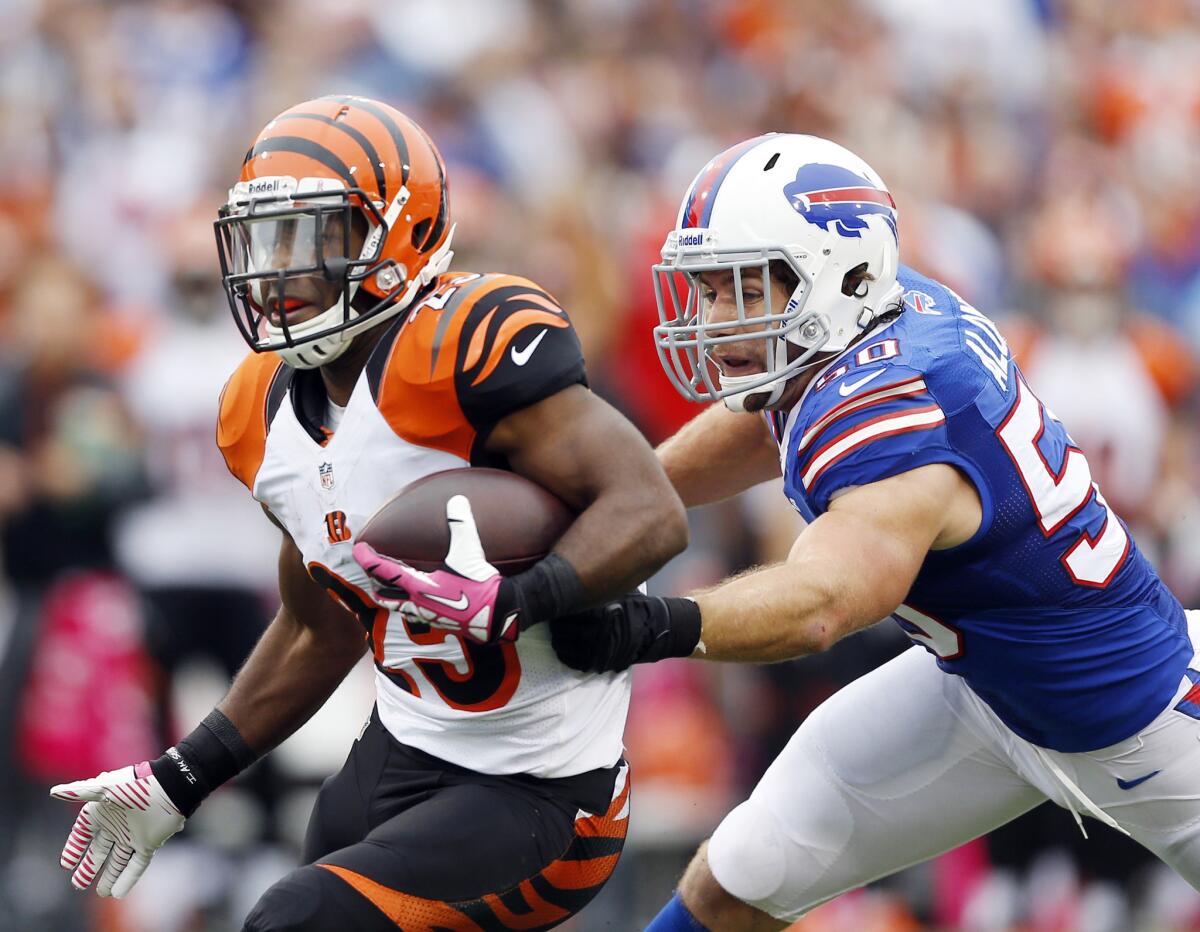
50, 763, 186, 898
353, 495, 521, 645
550, 594, 704, 672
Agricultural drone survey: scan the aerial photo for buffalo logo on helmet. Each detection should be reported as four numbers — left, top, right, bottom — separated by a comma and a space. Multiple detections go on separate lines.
782, 163, 898, 242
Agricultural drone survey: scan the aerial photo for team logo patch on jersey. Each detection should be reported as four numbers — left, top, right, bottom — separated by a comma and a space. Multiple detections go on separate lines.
319, 462, 335, 490
325, 510, 351, 543
783, 163, 898, 242
905, 290, 941, 315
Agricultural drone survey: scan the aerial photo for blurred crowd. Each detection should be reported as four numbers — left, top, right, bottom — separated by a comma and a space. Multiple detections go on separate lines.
3, 0, 1200, 928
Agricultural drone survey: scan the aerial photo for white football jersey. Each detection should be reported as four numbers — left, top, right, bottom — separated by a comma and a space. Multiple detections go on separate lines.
217, 272, 630, 778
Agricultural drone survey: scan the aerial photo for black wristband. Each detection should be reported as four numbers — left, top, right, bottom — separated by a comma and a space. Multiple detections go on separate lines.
508, 553, 587, 629
200, 708, 258, 771
148, 710, 258, 817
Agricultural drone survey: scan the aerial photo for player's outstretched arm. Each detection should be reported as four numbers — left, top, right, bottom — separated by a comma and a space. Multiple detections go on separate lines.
551, 463, 981, 670
51, 524, 366, 897
486, 383, 689, 607
657, 403, 782, 507
690, 463, 978, 661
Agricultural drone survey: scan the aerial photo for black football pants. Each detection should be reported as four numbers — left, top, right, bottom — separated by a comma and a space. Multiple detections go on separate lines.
242, 708, 628, 931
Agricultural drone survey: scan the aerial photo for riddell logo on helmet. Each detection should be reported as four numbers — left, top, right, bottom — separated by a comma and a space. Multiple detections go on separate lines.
234, 176, 299, 201
247, 177, 285, 194
677, 232, 707, 247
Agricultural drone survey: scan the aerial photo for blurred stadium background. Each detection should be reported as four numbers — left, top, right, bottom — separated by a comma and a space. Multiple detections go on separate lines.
2, 0, 1200, 928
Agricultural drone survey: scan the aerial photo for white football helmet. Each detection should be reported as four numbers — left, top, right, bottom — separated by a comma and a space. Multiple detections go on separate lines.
653, 133, 903, 411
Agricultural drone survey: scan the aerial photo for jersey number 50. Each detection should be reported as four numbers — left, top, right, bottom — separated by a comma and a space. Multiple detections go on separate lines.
997, 375, 1129, 587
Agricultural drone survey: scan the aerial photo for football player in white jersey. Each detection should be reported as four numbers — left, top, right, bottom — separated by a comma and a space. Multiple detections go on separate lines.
49, 96, 687, 930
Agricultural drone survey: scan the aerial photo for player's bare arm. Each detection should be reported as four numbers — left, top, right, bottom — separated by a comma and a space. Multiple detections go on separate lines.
216, 524, 366, 754
486, 383, 688, 598
551, 462, 980, 671
657, 402, 781, 507
350, 270, 693, 645
359, 379, 691, 646
691, 462, 980, 662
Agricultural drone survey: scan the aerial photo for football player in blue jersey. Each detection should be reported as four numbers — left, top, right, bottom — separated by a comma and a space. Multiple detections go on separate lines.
550, 133, 1200, 931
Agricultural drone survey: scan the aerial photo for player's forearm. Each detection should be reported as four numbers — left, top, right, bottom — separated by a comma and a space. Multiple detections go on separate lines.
552, 483, 687, 600
217, 606, 365, 754
693, 509, 920, 662
548, 522, 895, 672
145, 606, 364, 818
691, 562, 850, 662
493, 385, 689, 615
658, 405, 780, 507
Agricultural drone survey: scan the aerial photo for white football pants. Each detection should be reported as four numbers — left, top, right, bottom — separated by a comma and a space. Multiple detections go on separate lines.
707, 612, 1200, 923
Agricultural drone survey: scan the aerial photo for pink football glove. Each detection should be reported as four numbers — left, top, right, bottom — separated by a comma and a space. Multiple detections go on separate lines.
353, 494, 521, 645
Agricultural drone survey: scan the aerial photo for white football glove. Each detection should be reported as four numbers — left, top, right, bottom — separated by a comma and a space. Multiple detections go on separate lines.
51, 762, 185, 897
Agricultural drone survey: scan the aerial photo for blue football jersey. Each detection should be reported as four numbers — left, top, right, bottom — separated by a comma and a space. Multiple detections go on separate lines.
773, 265, 1191, 752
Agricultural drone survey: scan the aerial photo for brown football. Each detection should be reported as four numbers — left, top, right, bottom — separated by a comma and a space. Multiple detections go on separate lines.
357, 468, 575, 575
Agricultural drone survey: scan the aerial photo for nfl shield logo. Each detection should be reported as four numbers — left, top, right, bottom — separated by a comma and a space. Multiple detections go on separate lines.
318, 462, 334, 490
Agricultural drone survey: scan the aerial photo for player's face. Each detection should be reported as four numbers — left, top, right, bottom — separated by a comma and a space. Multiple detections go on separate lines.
697, 268, 792, 380
254, 209, 368, 326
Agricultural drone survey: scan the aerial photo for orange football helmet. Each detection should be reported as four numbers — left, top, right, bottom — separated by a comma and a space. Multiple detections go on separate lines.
215, 95, 453, 368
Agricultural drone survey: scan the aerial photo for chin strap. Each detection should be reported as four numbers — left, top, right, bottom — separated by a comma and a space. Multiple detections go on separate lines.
722, 379, 786, 413
720, 320, 799, 412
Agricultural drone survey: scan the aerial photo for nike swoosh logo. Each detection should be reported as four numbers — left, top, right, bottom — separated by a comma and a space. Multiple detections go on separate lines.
1116, 770, 1161, 790
426, 591, 470, 612
838, 369, 886, 396
511, 329, 548, 366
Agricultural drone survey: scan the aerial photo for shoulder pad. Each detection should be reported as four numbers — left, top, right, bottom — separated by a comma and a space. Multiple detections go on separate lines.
369, 273, 581, 460
217, 352, 289, 491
